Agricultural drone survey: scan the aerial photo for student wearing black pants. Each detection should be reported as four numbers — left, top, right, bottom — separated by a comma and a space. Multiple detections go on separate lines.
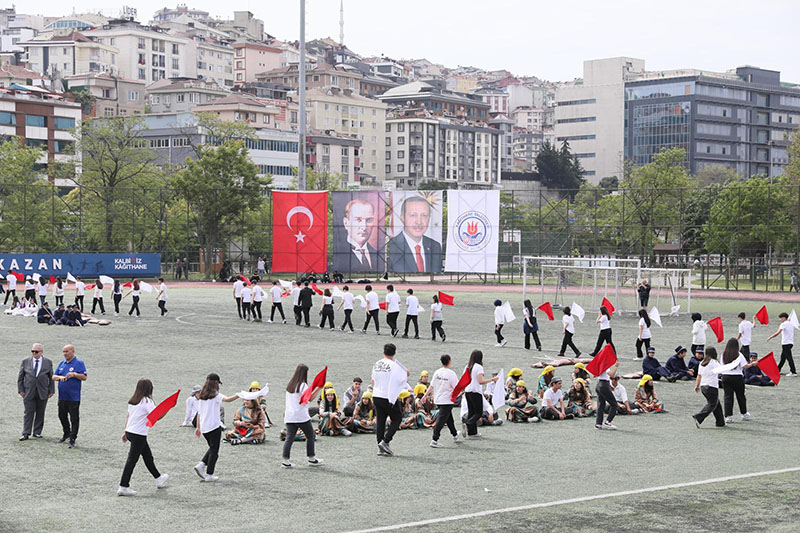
371, 343, 408, 456
373, 397, 402, 450
427, 355, 463, 447
462, 350, 499, 438
112, 281, 123, 315
767, 313, 798, 376
594, 366, 618, 430
281, 363, 324, 467
719, 339, 754, 423
338, 286, 355, 332
430, 295, 446, 341
362, 286, 380, 334
91, 280, 105, 314
319, 289, 335, 329
363, 309, 379, 332
693, 347, 725, 428
589, 306, 615, 356
118, 379, 167, 496
559, 306, 581, 357
385, 285, 401, 337
124, 280, 142, 317
194, 373, 239, 482
523, 300, 542, 351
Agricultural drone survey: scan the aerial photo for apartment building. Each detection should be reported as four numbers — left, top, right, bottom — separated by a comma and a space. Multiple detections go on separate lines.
21, 32, 118, 77
255, 62, 361, 92
193, 93, 283, 128
489, 114, 513, 172
378, 81, 490, 123
305, 130, 361, 187
233, 40, 283, 86
64, 72, 145, 116
146, 78, 229, 113
0, 63, 49, 89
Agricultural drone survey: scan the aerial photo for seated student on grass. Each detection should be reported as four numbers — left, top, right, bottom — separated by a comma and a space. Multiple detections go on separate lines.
743, 353, 774, 386
37, 302, 52, 324
225, 398, 266, 445
398, 389, 419, 430
50, 303, 66, 325
506, 380, 539, 423
541, 377, 574, 420
635, 375, 668, 413
665, 347, 694, 380
573, 362, 591, 384
567, 378, 595, 418
642, 347, 678, 382
609, 373, 639, 415
248, 381, 272, 427
686, 346, 703, 379
460, 394, 502, 427
414, 384, 436, 428
537, 366, 555, 402
319, 388, 353, 436
505, 368, 523, 397
351, 392, 377, 433
417, 371, 430, 388
309, 381, 334, 419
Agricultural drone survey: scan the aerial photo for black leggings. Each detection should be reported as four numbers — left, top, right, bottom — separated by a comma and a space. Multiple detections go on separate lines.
55, 295, 63, 306
283, 420, 315, 460
431, 321, 445, 340
591, 329, 615, 355
113, 293, 122, 313
363, 309, 379, 332
779, 344, 796, 374
373, 397, 401, 444
120, 432, 160, 487
201, 427, 222, 475
129, 296, 140, 316
432, 404, 457, 441
465, 392, 483, 436
252, 301, 262, 320
74, 295, 84, 312
721, 374, 747, 417
404, 315, 419, 336
495, 324, 504, 343
91, 297, 105, 314
560, 331, 580, 356
636, 338, 651, 359
320, 305, 334, 328
341, 309, 354, 331
595, 380, 616, 426
3, 289, 14, 305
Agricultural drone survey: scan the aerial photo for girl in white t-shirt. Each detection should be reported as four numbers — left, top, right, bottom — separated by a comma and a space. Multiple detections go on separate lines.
318, 288, 335, 329
719, 338, 756, 423
589, 305, 615, 356
118, 379, 168, 496
194, 373, 240, 482
91, 279, 106, 315
282, 364, 324, 468
124, 279, 142, 317
463, 350, 498, 438
53, 277, 65, 307
767, 312, 798, 376
112, 280, 123, 315
559, 307, 581, 357
337, 285, 355, 332
636, 309, 652, 360
691, 313, 707, 355
430, 294, 445, 342
693, 347, 725, 428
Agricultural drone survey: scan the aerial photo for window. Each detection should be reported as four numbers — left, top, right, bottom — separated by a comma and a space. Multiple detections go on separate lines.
172, 137, 190, 147
342, 147, 349, 156
397, 136, 405, 145
397, 124, 405, 132
138, 68, 146, 80
397, 164, 405, 172
385, 164, 391, 174
138, 38, 145, 49
575, 153, 596, 158
0, 111, 15, 125
236, 73, 243, 81
177, 94, 185, 103
290, 111, 297, 123
755, 94, 769, 107
172, 59, 179, 70
54, 140, 73, 153
53, 117, 75, 130
757, 130, 769, 143
149, 138, 169, 148
756, 112, 769, 125
386, 124, 391, 132
385, 151, 391, 160
323, 117, 330, 125
342, 105, 349, 114
128, 91, 139, 102
556, 134, 596, 142
26, 138, 46, 148
397, 150, 405, 159
26, 114, 46, 127
172, 43, 179, 55
313, 75, 319, 82
557, 98, 596, 106
556, 116, 596, 124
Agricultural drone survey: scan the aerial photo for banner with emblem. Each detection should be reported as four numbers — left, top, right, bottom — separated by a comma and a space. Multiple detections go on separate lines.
444, 190, 500, 274
388, 191, 443, 273
272, 191, 329, 273
332, 191, 387, 273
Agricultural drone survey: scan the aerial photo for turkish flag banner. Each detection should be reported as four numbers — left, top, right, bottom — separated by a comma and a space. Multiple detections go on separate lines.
757, 352, 781, 386
755, 305, 769, 326
586, 344, 618, 377
272, 191, 329, 273
537, 301, 555, 321
601, 297, 615, 316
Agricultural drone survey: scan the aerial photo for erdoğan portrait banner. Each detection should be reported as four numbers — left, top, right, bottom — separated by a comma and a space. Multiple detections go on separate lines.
272, 191, 329, 273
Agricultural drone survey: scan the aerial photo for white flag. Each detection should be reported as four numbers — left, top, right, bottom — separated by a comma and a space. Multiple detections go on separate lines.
332, 286, 344, 298
571, 302, 585, 323
790, 309, 800, 330
32, 273, 41, 282
502, 301, 516, 323
492, 368, 506, 412
417, 304, 425, 312
139, 281, 154, 293
66, 272, 77, 283
670, 305, 681, 317
236, 385, 269, 400
278, 279, 292, 289
355, 294, 367, 308
99, 275, 114, 286
648, 306, 663, 328
444, 190, 500, 274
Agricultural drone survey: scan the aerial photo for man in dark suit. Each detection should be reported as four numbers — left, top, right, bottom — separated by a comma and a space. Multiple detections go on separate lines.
18, 343, 55, 440
388, 196, 442, 273
298, 281, 314, 327
334, 198, 385, 273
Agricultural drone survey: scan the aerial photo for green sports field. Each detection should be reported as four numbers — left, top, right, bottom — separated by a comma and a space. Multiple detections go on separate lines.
1, 285, 799, 533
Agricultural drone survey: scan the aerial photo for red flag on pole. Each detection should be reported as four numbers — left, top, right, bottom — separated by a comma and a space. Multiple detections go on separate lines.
451, 366, 472, 402
438, 291, 455, 306
272, 191, 329, 273
757, 352, 781, 386
300, 366, 327, 404
311, 283, 323, 295
707, 316, 724, 343
8, 270, 25, 282
585, 344, 618, 377
49, 275, 57, 283
85, 284, 95, 290
123, 282, 132, 288
755, 305, 769, 326
146, 389, 180, 427
239, 275, 250, 286
601, 297, 615, 316
537, 301, 555, 320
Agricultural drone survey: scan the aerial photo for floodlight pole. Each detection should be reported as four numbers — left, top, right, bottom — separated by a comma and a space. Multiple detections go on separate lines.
298, 0, 307, 190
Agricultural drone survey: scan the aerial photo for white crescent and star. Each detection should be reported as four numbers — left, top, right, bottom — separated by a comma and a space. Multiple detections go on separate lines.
286, 206, 314, 243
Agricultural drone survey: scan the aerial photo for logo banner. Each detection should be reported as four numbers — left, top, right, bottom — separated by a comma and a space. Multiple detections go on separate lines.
388, 191, 443, 273
444, 190, 500, 274
332, 191, 387, 273
0, 253, 161, 277
272, 191, 329, 273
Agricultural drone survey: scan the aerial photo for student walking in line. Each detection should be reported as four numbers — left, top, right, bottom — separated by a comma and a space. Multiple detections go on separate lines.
291, 281, 302, 325
589, 306, 615, 357
385, 285, 401, 337
426, 354, 464, 448
691, 313, 707, 355
118, 379, 168, 496
53, 278, 65, 307
402, 288, 420, 339
371, 343, 409, 457
635, 309, 652, 361
3, 270, 17, 305
736, 312, 755, 358
430, 294, 445, 342
124, 279, 142, 317
523, 299, 541, 351
37, 277, 48, 306
719, 338, 755, 424
319, 288, 335, 329
559, 306, 581, 357
24, 276, 36, 302
338, 285, 355, 333
282, 364, 324, 468
241, 283, 252, 321
268, 281, 286, 324
493, 299, 507, 347
232, 277, 244, 319
193, 373, 239, 482
250, 280, 264, 322
362, 285, 380, 335
91, 279, 106, 315
594, 362, 618, 430
112, 280, 123, 316
767, 312, 798, 376
462, 349, 499, 439
693, 347, 725, 428
74, 277, 85, 312
298, 281, 314, 327
156, 278, 168, 316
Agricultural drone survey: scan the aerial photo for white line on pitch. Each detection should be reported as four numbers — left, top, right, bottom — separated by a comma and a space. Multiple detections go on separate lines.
344, 466, 800, 533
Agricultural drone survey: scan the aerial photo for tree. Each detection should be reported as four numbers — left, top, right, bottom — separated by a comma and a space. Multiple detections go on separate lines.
695, 165, 739, 187
290, 167, 343, 191
418, 180, 451, 190
787, 131, 800, 182
173, 140, 268, 278
534, 141, 584, 196
598, 176, 618, 192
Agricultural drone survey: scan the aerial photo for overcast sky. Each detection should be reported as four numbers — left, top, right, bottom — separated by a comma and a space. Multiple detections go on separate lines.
33, 0, 800, 83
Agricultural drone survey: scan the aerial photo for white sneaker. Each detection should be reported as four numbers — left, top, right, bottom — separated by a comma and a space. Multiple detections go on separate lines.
117, 486, 137, 496
725, 416, 734, 424
467, 433, 482, 440
494, 343, 502, 347
193, 462, 206, 479
308, 457, 324, 466
501, 339, 507, 347
156, 473, 169, 488
282, 319, 287, 324
430, 439, 443, 448
741, 412, 751, 421
341, 429, 352, 436
602, 421, 617, 430
527, 417, 539, 423
281, 461, 295, 468
786, 373, 798, 377
453, 434, 465, 444
203, 474, 219, 482
267, 320, 273, 323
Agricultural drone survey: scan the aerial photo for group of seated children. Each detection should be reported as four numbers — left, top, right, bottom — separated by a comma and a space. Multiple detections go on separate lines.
35, 302, 86, 326
642, 346, 695, 382
4, 296, 38, 317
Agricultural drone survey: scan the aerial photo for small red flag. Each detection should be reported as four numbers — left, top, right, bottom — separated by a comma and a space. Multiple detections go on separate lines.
123, 282, 132, 288
49, 275, 57, 283
300, 366, 327, 404
601, 297, 615, 316
281, 290, 290, 298
8, 270, 25, 282
85, 284, 96, 290
758, 352, 781, 386
146, 389, 181, 427
755, 305, 769, 326
378, 301, 387, 310
438, 291, 455, 306
451, 366, 472, 403
707, 316, 724, 343
239, 275, 250, 286
311, 282, 323, 295
537, 301, 554, 321
586, 344, 618, 377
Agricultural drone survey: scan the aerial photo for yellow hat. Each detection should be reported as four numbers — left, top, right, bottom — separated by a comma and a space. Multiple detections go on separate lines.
362, 391, 373, 400
398, 389, 411, 399
508, 368, 523, 378
323, 381, 334, 390
324, 388, 336, 396
516, 380, 526, 388
414, 384, 427, 396
420, 370, 429, 377
538, 365, 555, 378
249, 381, 261, 390
574, 378, 586, 386
574, 363, 586, 371
638, 375, 653, 388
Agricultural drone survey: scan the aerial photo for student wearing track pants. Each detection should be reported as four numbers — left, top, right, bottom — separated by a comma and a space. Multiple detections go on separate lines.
370, 343, 409, 457
282, 364, 324, 468
319, 289, 335, 329
268, 281, 286, 323
594, 362, 618, 430
240, 284, 252, 321
430, 294, 446, 342
426, 354, 464, 448
635, 309, 652, 360
91, 280, 105, 314
385, 285, 401, 337
112, 280, 123, 315
767, 312, 798, 377
719, 338, 755, 424
74, 277, 85, 312
124, 280, 142, 317
193, 373, 239, 482
461, 350, 498, 439
737, 312, 755, 359
559, 307, 581, 357
118, 379, 168, 496
589, 306, 615, 356
4, 271, 17, 305
232, 277, 244, 319
250, 280, 264, 322
693, 347, 725, 428
156, 278, 168, 316
402, 288, 420, 339
337, 285, 355, 332
493, 299, 506, 347
362, 285, 380, 334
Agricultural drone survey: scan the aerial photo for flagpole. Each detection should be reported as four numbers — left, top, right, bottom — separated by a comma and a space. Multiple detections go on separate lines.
298, 0, 307, 191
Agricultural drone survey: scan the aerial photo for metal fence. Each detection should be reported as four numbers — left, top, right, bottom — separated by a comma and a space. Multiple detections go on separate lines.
1, 182, 799, 290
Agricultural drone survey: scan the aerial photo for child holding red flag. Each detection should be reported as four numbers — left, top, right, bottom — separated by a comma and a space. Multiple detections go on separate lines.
523, 300, 542, 351
744, 353, 775, 386
193, 373, 240, 482
283, 364, 324, 468
118, 379, 169, 496
737, 312, 755, 358
462, 349, 499, 439
766, 312, 798, 377
429, 294, 446, 342
693, 347, 725, 428
589, 306, 615, 357
587, 345, 618, 430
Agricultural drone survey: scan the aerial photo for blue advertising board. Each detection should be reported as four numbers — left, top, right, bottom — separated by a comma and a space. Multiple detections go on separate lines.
0, 253, 161, 278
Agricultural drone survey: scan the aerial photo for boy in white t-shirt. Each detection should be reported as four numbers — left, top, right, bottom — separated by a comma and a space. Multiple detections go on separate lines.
232, 278, 244, 319
541, 377, 574, 420
385, 285, 401, 337
767, 312, 797, 376
337, 285, 356, 333
402, 288, 420, 339
493, 299, 507, 347
268, 281, 286, 323
736, 312, 755, 358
